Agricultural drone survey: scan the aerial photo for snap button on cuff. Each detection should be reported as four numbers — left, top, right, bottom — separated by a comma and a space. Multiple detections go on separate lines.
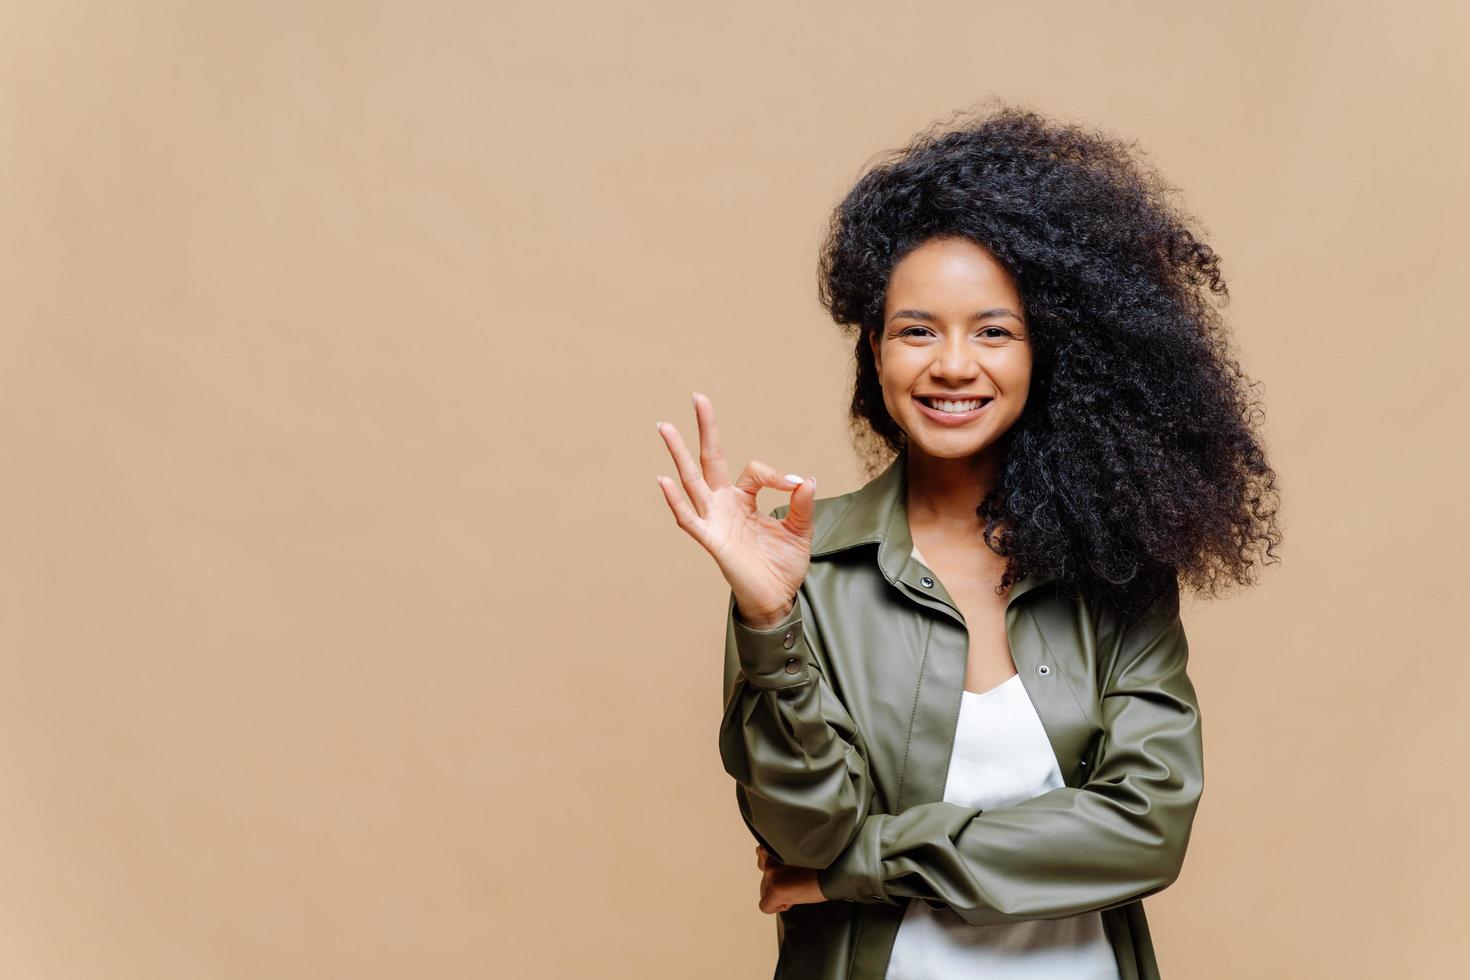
1037, 664, 1051, 676
782, 630, 797, 650
784, 657, 802, 674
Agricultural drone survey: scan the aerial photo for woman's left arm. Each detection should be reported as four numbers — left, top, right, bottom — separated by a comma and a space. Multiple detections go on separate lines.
814, 585, 1204, 926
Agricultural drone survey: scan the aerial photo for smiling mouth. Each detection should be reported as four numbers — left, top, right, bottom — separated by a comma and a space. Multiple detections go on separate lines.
915, 395, 992, 413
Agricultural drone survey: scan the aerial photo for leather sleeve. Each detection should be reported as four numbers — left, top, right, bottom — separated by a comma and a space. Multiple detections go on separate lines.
718, 586, 876, 870
815, 583, 1204, 925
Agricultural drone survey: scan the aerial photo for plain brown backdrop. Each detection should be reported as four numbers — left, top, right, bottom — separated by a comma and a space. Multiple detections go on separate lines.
2, 1, 1466, 977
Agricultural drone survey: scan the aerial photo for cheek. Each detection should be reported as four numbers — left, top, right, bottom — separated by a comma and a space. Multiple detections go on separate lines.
1001, 353, 1033, 392
876, 353, 908, 392
879, 371, 915, 420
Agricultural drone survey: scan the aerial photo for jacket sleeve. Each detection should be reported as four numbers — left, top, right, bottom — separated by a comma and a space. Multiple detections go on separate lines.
718, 583, 876, 870
814, 583, 1203, 925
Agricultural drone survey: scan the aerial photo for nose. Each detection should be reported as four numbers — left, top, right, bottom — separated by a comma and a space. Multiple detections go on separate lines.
930, 333, 982, 383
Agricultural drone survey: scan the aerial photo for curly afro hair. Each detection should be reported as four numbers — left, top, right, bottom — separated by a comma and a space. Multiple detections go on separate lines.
817, 99, 1282, 620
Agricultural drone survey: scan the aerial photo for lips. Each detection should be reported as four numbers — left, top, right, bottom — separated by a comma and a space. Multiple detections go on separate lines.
912, 396, 993, 426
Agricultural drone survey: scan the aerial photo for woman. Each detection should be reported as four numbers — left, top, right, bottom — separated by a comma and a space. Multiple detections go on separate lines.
655, 103, 1280, 980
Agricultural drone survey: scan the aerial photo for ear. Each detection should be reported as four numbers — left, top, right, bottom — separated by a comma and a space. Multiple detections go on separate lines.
868, 328, 881, 371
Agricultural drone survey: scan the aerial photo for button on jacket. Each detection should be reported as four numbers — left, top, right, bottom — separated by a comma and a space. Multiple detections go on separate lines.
719, 447, 1205, 979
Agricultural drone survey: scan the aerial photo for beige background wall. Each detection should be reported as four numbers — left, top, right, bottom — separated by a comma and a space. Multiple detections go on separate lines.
2, 1, 1465, 977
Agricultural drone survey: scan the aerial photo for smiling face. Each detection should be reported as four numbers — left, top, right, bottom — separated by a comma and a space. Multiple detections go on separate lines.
868, 235, 1033, 461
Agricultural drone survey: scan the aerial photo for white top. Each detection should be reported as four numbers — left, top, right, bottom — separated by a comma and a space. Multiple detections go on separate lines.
882, 545, 1120, 980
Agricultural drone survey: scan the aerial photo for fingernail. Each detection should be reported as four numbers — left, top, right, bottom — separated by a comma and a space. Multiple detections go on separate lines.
784, 473, 803, 486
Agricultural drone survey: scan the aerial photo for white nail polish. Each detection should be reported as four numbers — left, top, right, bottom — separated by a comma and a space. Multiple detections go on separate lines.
784, 473, 803, 485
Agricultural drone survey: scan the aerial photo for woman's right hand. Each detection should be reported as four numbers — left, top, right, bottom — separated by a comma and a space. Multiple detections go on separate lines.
656, 392, 816, 629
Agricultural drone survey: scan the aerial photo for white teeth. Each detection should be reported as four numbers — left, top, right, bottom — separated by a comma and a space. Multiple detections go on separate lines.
921, 397, 986, 413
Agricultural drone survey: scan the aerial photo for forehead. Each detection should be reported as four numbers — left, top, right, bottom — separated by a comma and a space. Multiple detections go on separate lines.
885, 237, 1020, 308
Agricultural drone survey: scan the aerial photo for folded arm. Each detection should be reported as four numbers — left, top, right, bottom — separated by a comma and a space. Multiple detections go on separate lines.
815, 585, 1203, 925
719, 588, 875, 870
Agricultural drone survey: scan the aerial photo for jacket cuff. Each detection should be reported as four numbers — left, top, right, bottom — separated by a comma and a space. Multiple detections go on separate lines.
731, 598, 812, 690
816, 815, 889, 903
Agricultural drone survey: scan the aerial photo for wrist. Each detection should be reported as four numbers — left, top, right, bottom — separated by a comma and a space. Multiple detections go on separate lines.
729, 594, 809, 690
736, 598, 795, 631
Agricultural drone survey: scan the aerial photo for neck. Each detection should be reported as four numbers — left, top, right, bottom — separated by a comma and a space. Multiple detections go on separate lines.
903, 446, 1000, 534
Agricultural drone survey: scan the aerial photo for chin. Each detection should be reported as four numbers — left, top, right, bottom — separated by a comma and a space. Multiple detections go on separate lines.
904, 430, 990, 458
917, 441, 989, 459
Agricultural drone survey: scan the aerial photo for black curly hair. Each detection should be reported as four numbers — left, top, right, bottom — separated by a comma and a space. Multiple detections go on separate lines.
817, 98, 1282, 620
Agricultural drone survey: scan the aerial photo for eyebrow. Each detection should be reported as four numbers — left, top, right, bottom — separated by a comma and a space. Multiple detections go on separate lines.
888, 307, 1024, 324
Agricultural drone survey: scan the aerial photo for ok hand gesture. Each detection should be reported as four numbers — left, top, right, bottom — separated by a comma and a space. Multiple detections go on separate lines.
655, 393, 816, 629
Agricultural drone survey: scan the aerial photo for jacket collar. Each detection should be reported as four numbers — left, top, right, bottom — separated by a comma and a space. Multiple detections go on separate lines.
810, 445, 1054, 608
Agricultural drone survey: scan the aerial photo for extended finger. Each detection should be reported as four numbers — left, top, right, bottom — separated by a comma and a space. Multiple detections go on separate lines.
692, 392, 732, 492
655, 474, 708, 549
655, 420, 713, 518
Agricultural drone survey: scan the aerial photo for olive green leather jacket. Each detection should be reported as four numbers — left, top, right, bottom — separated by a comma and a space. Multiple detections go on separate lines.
719, 447, 1204, 979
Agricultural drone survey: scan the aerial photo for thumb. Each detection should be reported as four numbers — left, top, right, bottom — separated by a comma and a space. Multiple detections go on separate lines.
781, 475, 816, 539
